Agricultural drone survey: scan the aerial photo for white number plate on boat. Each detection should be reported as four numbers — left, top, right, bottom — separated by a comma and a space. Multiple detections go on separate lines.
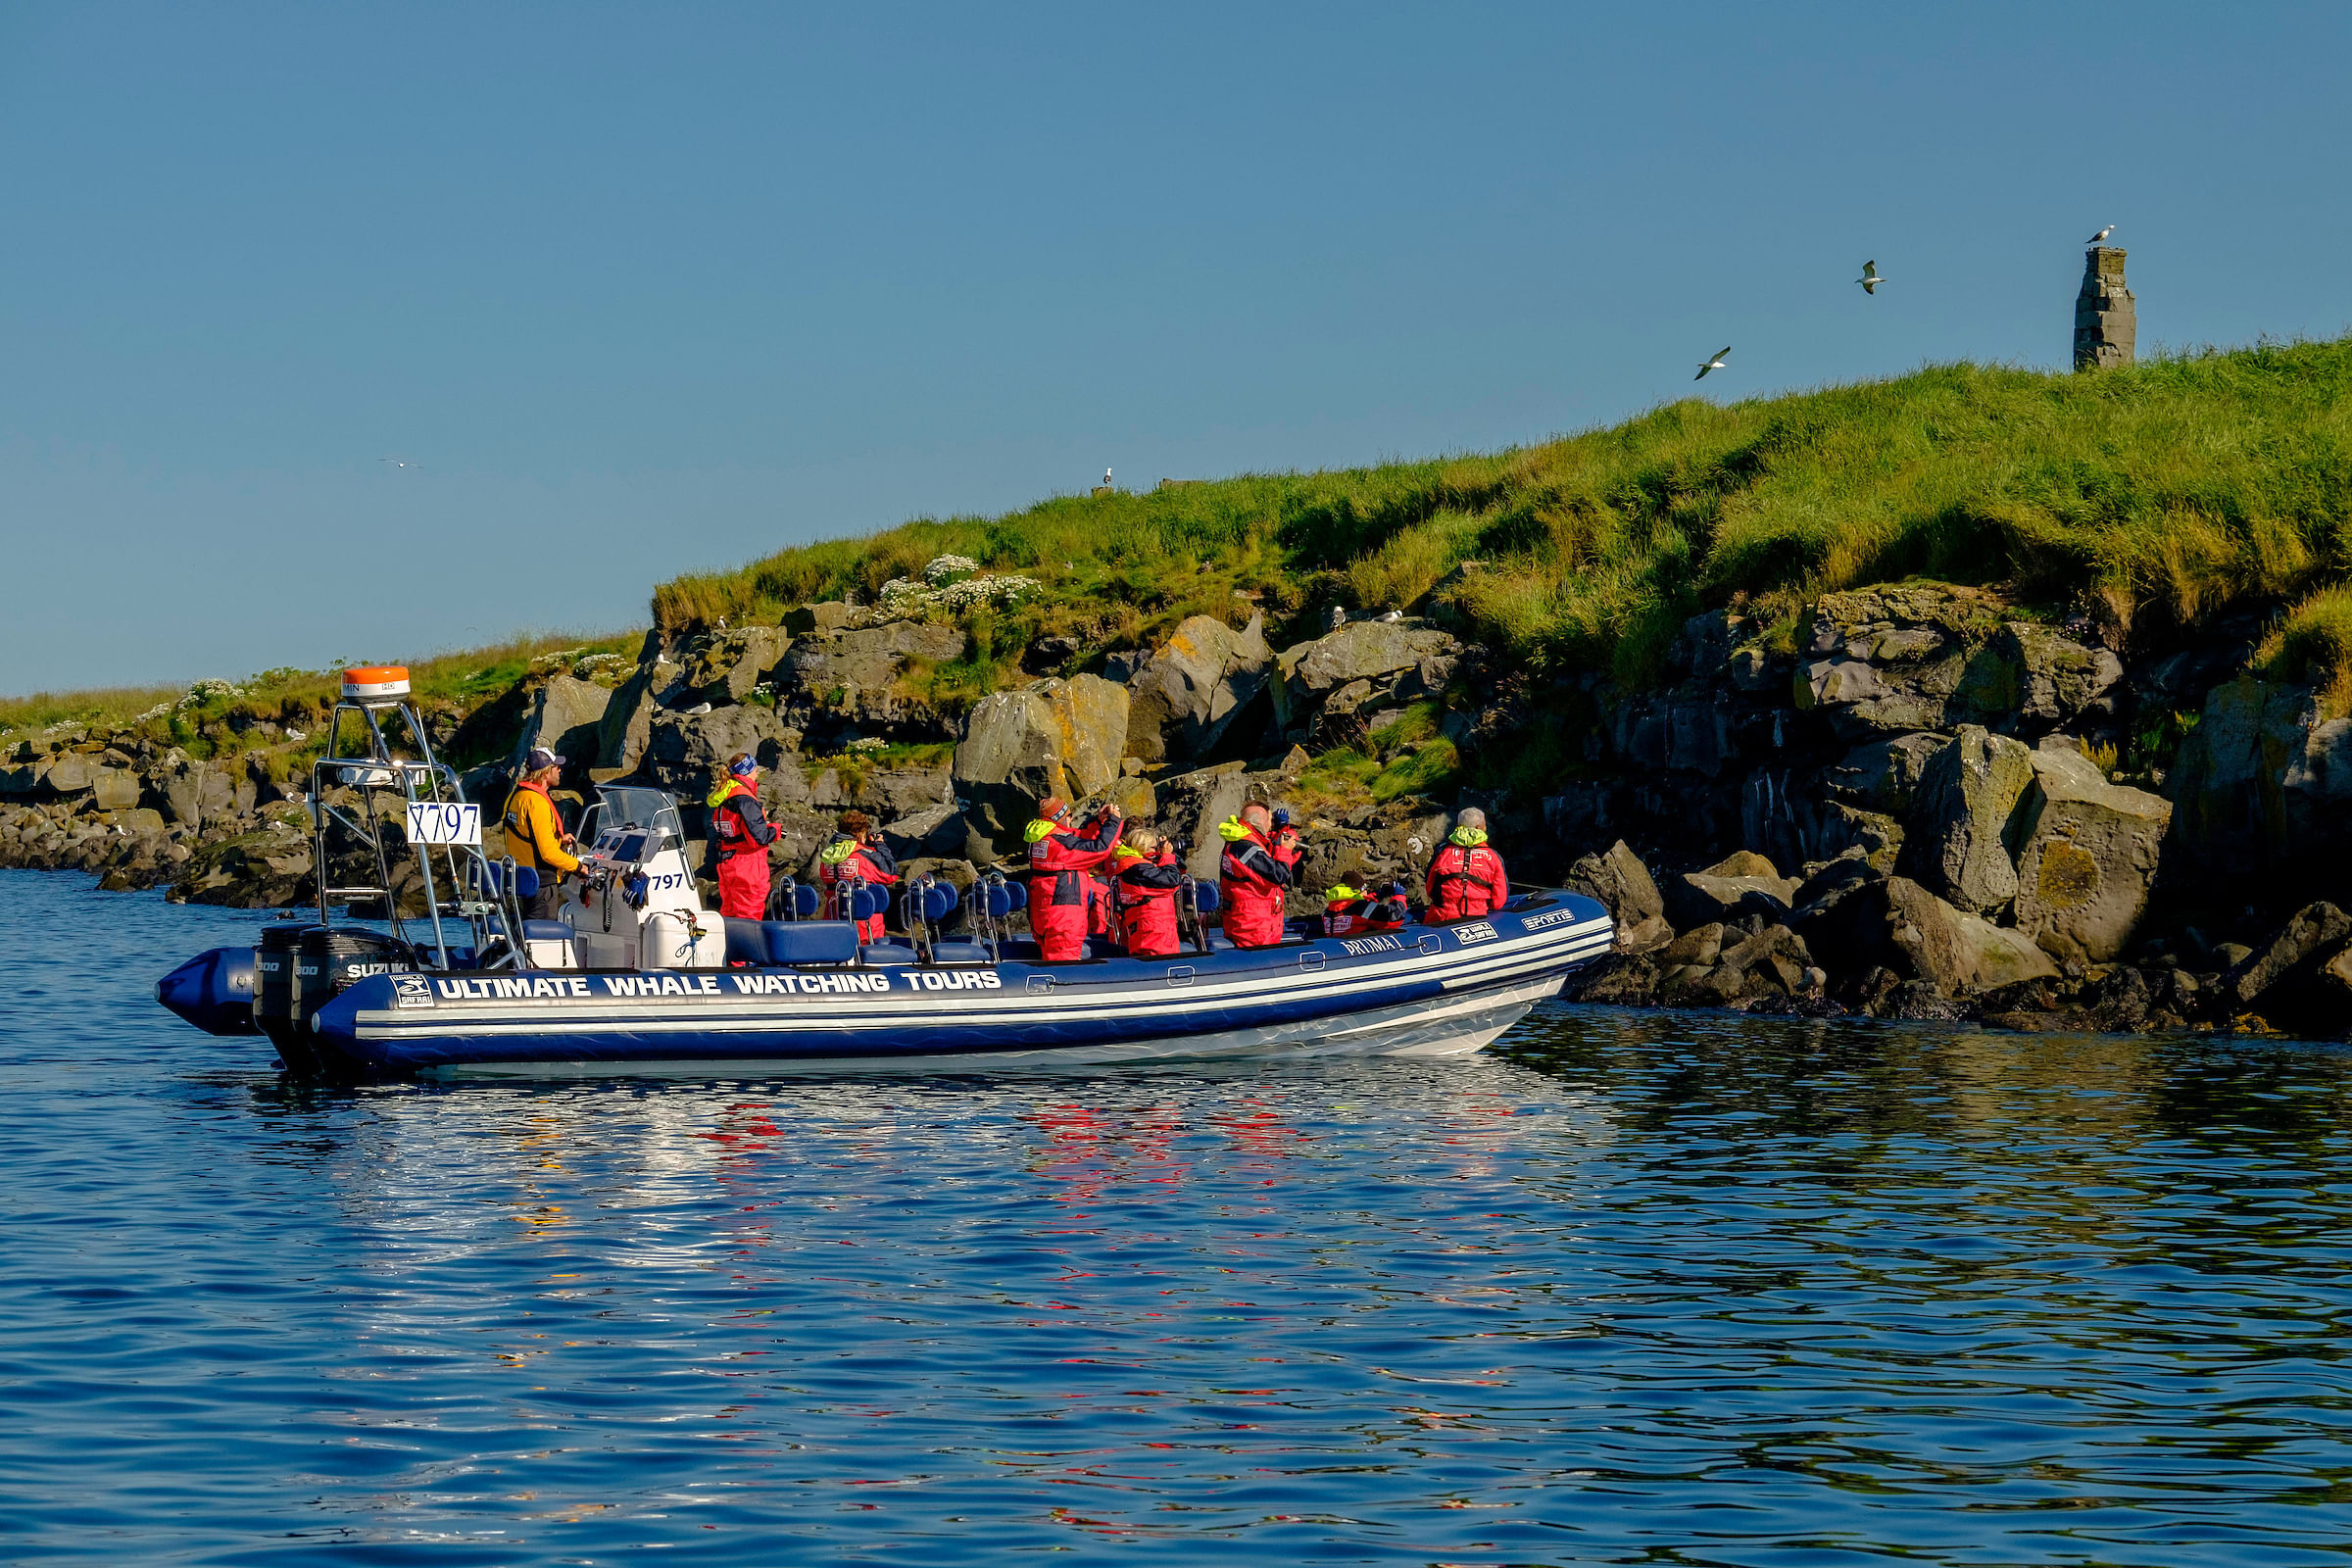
406, 802, 482, 846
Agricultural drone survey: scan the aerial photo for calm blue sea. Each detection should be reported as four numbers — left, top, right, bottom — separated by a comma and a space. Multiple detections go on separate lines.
3, 867, 2349, 1565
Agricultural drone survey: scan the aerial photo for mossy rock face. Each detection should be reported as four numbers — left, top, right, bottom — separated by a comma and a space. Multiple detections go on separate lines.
1802, 583, 2118, 741
2167, 677, 2352, 902
2032, 838, 2102, 911
2011, 746, 2171, 963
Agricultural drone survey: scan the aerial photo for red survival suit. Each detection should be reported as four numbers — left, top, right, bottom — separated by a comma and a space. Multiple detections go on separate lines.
708, 777, 777, 921
1425, 828, 1508, 921
1217, 816, 1298, 948
1320, 884, 1409, 938
1110, 842, 1189, 957
818, 833, 899, 942
1026, 810, 1122, 961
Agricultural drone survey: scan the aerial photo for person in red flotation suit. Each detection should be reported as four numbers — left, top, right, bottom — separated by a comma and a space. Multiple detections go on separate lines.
1025, 796, 1122, 961
1424, 807, 1509, 921
707, 753, 776, 921
1320, 881, 1410, 937
1110, 825, 1188, 957
1217, 802, 1298, 949
817, 808, 899, 942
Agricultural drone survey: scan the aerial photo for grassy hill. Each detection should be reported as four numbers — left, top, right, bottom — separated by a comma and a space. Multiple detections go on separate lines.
0, 632, 643, 763
658, 338, 2352, 697
14, 338, 2351, 742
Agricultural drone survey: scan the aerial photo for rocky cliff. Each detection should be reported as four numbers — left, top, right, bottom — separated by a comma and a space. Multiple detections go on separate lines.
7, 563, 2349, 1039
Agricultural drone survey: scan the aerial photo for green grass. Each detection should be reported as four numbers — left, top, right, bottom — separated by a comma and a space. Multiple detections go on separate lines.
2257, 583, 2352, 717
657, 338, 2352, 686
2, 631, 645, 750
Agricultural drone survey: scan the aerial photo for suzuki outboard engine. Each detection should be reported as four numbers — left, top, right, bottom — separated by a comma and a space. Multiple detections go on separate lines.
292, 928, 413, 1074
253, 924, 321, 1070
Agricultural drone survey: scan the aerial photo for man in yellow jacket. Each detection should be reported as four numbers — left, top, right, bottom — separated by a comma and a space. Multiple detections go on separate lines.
502, 747, 580, 919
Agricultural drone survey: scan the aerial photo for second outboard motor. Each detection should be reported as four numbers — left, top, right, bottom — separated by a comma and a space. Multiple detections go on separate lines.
254, 924, 321, 1071
293, 928, 414, 1074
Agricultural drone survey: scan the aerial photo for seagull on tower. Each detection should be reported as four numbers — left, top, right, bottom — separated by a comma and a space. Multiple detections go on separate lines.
1102, 466, 1113, 489
1694, 346, 1731, 381
1856, 260, 1885, 295
2087, 223, 2115, 244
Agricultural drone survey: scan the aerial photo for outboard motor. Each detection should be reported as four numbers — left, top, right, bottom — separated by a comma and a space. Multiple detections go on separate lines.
253, 925, 321, 1068
292, 928, 414, 1074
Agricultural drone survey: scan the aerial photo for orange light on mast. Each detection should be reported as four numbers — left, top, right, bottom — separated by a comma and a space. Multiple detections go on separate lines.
340, 665, 412, 705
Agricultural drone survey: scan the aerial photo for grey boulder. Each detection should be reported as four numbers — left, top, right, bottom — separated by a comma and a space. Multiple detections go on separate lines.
1123, 612, 1272, 764
2010, 743, 2172, 963
953, 675, 1131, 861
1906, 725, 2034, 915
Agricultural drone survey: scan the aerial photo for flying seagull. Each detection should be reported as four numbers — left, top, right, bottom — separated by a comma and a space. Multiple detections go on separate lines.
1856, 260, 1886, 295
377, 457, 419, 468
2087, 223, 2115, 244
1694, 346, 1731, 381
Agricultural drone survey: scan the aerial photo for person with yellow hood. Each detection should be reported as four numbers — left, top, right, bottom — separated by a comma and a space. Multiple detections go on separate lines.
818, 809, 898, 942
1320, 881, 1410, 937
708, 752, 777, 920
1424, 807, 1508, 921
1217, 802, 1298, 947
1025, 795, 1122, 961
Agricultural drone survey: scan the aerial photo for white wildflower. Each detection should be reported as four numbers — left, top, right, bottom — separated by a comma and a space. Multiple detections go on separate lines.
921, 554, 981, 584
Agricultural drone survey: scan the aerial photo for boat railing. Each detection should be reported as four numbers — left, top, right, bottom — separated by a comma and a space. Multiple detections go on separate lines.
304, 674, 523, 973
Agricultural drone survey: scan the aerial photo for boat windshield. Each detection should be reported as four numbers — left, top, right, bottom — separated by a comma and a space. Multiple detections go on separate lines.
595, 785, 686, 842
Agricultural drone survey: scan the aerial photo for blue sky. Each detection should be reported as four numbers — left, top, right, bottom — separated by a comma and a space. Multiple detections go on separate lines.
4, 2, 2348, 693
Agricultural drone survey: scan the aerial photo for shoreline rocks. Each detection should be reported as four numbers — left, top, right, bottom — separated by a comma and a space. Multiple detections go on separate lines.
7, 565, 2348, 1042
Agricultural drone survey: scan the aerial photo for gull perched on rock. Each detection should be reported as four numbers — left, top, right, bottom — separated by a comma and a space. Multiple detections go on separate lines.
2087, 223, 2115, 244
1856, 260, 1885, 295
1694, 346, 1731, 381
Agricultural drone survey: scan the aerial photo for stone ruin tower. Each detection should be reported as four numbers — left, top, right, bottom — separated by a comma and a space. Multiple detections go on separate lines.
2074, 246, 2134, 370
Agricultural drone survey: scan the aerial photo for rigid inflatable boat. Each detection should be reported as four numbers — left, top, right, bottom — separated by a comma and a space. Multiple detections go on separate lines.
155, 668, 1613, 1078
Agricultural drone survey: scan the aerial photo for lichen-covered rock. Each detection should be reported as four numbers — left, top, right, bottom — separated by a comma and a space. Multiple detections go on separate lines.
683, 626, 792, 706
1906, 726, 2034, 915
1659, 922, 1725, 968
161, 762, 240, 831
2167, 677, 2352, 899
597, 662, 662, 775
1271, 620, 1458, 737
2007, 621, 2124, 725
1123, 612, 1272, 764
880, 803, 967, 862
645, 705, 795, 795
781, 620, 965, 697
1948, 908, 2059, 989
953, 675, 1131, 861
510, 676, 614, 774
781, 601, 870, 636
1798, 584, 2118, 740
89, 766, 142, 811
42, 756, 95, 796
2011, 743, 2171, 963
1662, 851, 1798, 930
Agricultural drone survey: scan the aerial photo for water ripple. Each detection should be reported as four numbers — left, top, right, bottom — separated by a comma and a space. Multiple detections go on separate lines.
1, 871, 2349, 1563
